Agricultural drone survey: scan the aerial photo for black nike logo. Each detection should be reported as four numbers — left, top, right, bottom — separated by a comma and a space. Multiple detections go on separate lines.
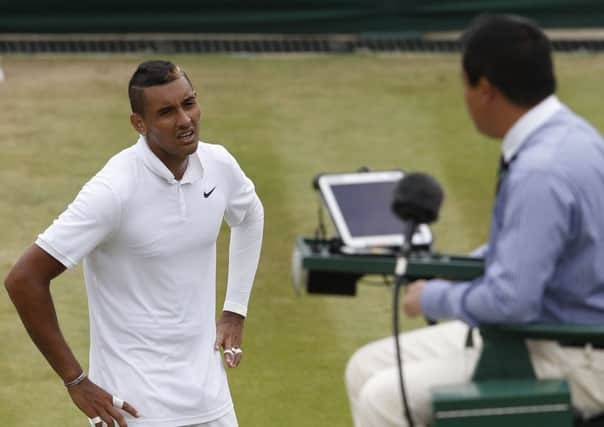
203, 186, 216, 198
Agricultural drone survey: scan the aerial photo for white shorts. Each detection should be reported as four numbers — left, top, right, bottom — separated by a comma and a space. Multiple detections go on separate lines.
182, 409, 238, 427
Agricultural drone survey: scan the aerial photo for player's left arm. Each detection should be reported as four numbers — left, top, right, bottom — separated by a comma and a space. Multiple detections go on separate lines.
217, 149, 264, 367
216, 194, 264, 367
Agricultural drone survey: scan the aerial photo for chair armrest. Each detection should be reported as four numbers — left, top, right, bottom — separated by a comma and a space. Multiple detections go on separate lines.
473, 323, 604, 381
482, 324, 604, 346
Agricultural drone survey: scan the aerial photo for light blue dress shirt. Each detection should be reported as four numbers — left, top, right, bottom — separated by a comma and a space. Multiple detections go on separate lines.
422, 96, 604, 326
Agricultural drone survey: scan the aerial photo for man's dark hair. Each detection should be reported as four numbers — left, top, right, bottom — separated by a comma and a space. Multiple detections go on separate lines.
128, 60, 192, 115
462, 14, 556, 107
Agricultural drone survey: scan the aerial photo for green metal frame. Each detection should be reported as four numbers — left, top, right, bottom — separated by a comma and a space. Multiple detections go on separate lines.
297, 237, 484, 280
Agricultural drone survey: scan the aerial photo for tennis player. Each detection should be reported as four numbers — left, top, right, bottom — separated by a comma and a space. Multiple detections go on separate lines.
5, 60, 264, 427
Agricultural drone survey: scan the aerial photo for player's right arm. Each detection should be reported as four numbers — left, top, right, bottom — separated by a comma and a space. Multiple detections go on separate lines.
5, 245, 139, 426
5, 245, 76, 384
5, 168, 139, 426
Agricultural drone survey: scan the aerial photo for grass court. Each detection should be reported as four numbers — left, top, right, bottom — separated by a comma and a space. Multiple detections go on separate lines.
1, 53, 604, 426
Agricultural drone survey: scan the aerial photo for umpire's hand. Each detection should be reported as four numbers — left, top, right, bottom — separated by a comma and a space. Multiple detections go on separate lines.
402, 279, 427, 318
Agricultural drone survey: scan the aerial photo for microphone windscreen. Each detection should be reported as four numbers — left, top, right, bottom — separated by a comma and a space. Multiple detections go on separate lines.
391, 173, 444, 224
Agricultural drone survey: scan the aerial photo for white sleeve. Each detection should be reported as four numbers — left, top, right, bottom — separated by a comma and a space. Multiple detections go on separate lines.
222, 151, 264, 317
35, 176, 121, 269
223, 195, 264, 317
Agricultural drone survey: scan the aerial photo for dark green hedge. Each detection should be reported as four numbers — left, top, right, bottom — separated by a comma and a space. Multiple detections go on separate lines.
1, 1, 603, 33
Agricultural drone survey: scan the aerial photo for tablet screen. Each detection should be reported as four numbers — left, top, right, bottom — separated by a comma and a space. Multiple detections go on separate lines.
317, 171, 412, 248
330, 181, 403, 238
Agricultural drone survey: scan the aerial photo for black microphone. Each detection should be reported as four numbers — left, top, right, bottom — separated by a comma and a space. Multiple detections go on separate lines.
391, 172, 444, 255
390, 172, 444, 427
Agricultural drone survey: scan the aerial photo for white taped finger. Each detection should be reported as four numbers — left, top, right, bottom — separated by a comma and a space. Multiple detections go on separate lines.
88, 416, 102, 426
231, 348, 243, 355
223, 349, 234, 356
112, 395, 124, 409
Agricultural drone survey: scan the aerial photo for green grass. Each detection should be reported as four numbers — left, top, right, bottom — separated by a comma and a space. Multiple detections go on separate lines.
1, 53, 604, 426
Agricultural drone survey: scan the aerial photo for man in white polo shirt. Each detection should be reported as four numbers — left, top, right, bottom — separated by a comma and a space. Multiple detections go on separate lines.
5, 60, 264, 427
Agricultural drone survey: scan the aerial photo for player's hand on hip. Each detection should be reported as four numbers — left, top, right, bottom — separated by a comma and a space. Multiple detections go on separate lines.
67, 376, 139, 427
215, 310, 245, 368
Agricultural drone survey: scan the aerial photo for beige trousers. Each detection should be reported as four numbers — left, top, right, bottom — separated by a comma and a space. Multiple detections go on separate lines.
345, 321, 604, 427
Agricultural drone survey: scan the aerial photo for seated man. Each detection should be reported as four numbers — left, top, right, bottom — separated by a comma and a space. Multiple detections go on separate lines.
345, 14, 604, 427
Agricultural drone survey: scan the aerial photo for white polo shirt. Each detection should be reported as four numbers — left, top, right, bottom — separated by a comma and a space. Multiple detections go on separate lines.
36, 136, 264, 427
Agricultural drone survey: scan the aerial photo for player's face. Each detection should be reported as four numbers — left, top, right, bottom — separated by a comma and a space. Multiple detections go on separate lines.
135, 76, 201, 163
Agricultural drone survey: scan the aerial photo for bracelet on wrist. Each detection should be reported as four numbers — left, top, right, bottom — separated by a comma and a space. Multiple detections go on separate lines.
64, 371, 87, 387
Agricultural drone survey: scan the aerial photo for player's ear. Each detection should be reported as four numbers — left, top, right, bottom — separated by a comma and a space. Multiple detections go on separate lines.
130, 113, 146, 135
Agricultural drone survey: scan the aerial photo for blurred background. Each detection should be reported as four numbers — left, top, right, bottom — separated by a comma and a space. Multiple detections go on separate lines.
2, 2, 604, 426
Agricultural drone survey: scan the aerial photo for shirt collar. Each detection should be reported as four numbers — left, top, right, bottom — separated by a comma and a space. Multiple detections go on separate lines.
135, 135, 204, 184
502, 95, 562, 162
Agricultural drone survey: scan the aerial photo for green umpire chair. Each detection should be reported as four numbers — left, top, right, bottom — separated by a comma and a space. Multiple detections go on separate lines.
432, 323, 604, 427
294, 237, 604, 427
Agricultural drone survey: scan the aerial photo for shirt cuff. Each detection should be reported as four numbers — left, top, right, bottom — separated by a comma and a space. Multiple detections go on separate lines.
469, 243, 488, 258
223, 301, 247, 318
421, 279, 456, 321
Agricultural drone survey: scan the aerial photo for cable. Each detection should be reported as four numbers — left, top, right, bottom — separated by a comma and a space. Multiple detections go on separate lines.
314, 195, 327, 240
393, 274, 415, 427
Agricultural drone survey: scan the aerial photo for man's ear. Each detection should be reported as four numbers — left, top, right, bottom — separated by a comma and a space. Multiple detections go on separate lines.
476, 77, 498, 104
130, 113, 146, 135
